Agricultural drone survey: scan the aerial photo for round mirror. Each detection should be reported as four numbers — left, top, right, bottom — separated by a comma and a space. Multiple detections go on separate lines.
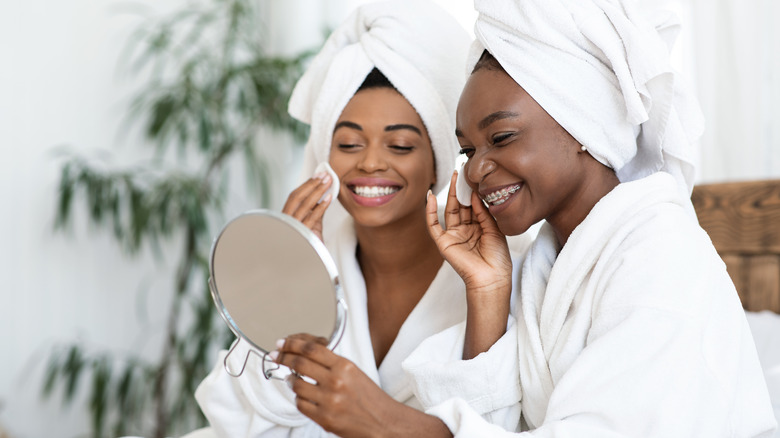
208, 210, 346, 378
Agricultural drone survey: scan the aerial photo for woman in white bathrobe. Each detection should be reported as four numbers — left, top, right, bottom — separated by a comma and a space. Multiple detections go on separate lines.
195, 1, 476, 437
399, 0, 779, 437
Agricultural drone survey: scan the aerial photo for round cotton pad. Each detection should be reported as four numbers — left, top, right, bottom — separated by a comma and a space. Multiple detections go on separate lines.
314, 161, 340, 205
455, 160, 473, 206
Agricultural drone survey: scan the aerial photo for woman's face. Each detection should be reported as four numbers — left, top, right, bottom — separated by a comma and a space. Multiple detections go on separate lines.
329, 87, 436, 228
456, 67, 587, 236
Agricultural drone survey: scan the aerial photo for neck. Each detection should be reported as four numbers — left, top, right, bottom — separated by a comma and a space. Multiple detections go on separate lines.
549, 162, 620, 247
354, 210, 443, 277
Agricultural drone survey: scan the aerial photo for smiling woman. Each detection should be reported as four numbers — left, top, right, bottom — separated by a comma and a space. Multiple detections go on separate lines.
407, 0, 778, 436
330, 82, 436, 230
194, 1, 473, 437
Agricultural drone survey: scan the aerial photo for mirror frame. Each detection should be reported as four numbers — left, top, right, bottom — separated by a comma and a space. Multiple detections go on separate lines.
207, 209, 347, 377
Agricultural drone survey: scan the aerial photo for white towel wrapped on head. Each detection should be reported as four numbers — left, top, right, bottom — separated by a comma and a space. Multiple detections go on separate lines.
455, 0, 705, 206
290, 0, 470, 196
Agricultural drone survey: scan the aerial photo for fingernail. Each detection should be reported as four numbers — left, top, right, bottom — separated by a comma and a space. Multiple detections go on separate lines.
276, 339, 285, 349
427, 189, 433, 198
321, 174, 331, 184
313, 172, 326, 180
269, 351, 279, 361
322, 193, 332, 203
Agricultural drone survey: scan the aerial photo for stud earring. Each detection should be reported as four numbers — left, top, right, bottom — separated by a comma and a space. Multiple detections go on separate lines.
580, 145, 587, 152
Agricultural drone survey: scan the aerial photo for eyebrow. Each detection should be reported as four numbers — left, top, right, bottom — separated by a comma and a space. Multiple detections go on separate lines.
385, 124, 422, 136
478, 111, 520, 130
455, 110, 521, 138
333, 121, 422, 136
334, 121, 362, 133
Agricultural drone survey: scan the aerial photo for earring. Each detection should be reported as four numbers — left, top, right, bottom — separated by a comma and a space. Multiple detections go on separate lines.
580, 145, 587, 152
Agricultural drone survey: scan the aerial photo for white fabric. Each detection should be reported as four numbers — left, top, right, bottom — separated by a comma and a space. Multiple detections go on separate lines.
463, 0, 704, 203
290, 0, 470, 196
454, 160, 472, 206
313, 162, 339, 204
406, 172, 777, 437
746, 311, 780, 438
195, 217, 467, 438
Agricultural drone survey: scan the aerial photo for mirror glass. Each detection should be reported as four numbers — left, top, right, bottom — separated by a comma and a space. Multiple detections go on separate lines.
208, 210, 346, 376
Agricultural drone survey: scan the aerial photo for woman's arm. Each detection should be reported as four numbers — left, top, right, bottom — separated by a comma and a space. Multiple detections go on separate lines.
274, 336, 453, 438
425, 172, 513, 358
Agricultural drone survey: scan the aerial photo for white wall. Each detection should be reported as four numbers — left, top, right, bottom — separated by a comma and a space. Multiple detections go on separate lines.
0, 1, 188, 437
0, 0, 776, 437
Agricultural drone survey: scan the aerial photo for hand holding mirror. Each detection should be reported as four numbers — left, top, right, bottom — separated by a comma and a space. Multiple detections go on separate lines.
208, 210, 347, 379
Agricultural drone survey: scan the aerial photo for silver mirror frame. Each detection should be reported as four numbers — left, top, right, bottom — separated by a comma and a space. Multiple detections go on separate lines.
207, 209, 348, 378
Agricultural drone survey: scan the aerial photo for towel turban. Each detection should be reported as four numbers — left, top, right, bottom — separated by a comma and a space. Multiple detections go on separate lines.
467, 0, 705, 201
290, 0, 470, 195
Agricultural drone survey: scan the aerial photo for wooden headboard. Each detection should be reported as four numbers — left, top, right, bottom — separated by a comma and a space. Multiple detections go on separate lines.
691, 179, 780, 313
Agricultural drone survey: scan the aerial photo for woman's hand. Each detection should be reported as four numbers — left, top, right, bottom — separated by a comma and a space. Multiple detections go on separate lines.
426, 171, 512, 294
281, 172, 334, 241
273, 335, 451, 438
426, 172, 513, 358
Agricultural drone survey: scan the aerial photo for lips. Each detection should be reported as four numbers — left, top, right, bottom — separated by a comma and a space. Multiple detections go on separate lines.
346, 177, 402, 206
481, 183, 522, 206
351, 185, 400, 198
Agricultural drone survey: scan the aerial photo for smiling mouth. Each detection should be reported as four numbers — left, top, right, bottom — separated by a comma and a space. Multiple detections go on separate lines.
483, 184, 522, 206
350, 185, 401, 198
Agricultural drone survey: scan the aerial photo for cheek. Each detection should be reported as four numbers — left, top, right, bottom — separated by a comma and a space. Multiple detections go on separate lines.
327, 153, 349, 179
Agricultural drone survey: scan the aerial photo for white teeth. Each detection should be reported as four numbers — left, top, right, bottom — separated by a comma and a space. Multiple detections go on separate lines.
352, 185, 400, 198
483, 184, 521, 205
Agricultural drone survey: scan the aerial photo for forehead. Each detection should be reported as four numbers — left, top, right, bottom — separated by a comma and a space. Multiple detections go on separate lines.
337, 88, 425, 129
456, 68, 528, 128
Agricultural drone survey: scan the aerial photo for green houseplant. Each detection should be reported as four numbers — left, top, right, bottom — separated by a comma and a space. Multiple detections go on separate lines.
41, 1, 313, 437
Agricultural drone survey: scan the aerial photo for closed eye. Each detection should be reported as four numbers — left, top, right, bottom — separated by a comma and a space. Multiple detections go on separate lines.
459, 146, 474, 158
389, 145, 414, 152
492, 132, 514, 145
338, 144, 360, 150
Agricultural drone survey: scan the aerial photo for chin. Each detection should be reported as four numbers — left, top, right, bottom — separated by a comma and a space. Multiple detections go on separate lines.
496, 217, 533, 237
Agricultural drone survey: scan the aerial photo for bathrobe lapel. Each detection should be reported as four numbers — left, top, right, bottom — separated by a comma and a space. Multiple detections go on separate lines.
328, 218, 466, 405
516, 172, 686, 427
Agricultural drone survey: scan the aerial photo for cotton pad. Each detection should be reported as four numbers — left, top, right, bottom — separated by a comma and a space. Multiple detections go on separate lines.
314, 161, 340, 204
455, 160, 473, 206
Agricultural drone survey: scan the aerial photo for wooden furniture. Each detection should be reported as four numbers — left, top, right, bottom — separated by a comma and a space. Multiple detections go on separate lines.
692, 179, 780, 313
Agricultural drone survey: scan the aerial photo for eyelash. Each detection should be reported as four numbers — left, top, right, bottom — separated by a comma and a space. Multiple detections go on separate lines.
459, 132, 514, 159
492, 132, 513, 145
337, 144, 414, 154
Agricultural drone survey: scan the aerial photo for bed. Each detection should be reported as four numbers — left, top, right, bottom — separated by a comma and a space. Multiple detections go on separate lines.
692, 179, 780, 434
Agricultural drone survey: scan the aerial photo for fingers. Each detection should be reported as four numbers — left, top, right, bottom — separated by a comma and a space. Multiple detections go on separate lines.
286, 333, 330, 346
282, 173, 333, 222
471, 191, 501, 235
443, 171, 462, 228
425, 189, 444, 240
300, 194, 332, 231
294, 387, 319, 416
275, 337, 338, 382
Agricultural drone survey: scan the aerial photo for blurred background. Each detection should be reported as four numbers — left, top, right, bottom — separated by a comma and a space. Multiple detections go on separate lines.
0, 0, 777, 437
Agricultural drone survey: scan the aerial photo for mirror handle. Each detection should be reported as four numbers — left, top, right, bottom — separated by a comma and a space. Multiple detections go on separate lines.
261, 353, 284, 381
223, 338, 250, 377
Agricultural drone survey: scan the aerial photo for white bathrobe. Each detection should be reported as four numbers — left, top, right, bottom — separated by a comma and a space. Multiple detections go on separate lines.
195, 217, 467, 437
404, 172, 777, 437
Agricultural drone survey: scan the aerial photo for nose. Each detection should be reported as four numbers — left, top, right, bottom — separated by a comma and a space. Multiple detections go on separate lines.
465, 149, 496, 186
356, 144, 388, 173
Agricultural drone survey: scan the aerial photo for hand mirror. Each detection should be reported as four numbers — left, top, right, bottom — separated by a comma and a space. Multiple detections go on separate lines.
208, 210, 347, 379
